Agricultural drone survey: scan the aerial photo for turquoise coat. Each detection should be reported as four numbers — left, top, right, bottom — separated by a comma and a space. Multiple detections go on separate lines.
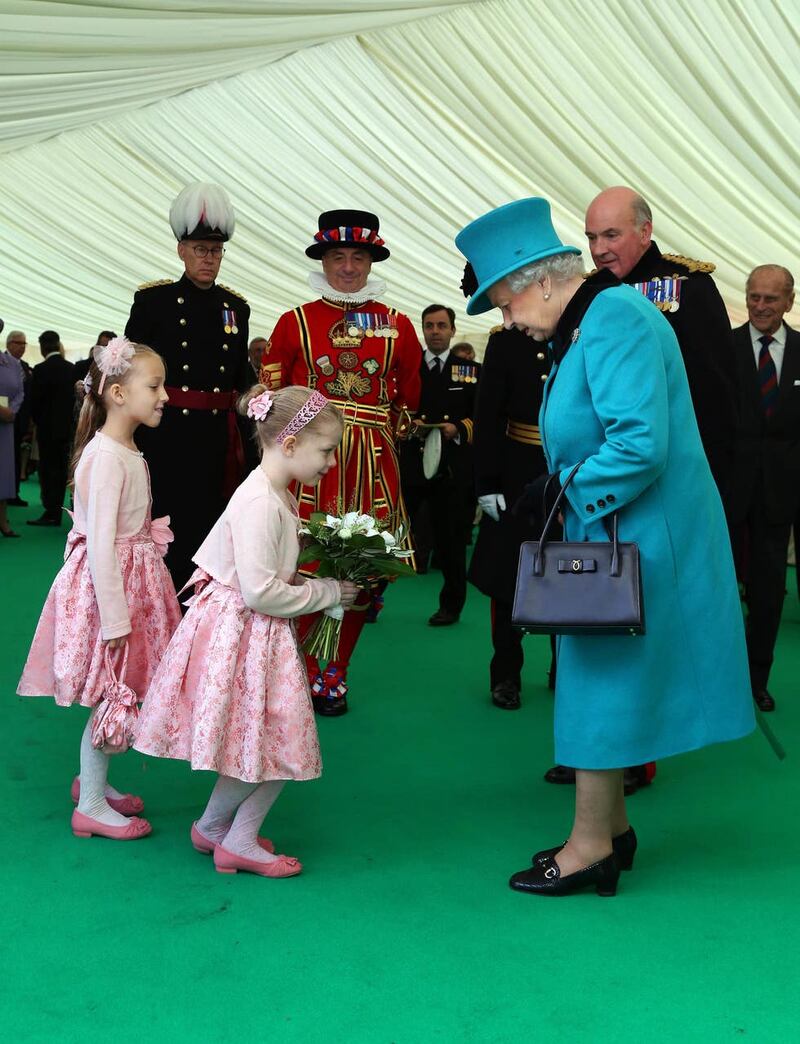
540, 284, 754, 768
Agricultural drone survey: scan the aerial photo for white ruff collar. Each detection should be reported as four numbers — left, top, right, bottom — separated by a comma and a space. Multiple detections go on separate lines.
307, 271, 387, 306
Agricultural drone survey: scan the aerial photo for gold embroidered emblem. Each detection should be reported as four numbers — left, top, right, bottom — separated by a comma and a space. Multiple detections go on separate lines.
326, 370, 372, 399
338, 351, 359, 371
328, 317, 361, 349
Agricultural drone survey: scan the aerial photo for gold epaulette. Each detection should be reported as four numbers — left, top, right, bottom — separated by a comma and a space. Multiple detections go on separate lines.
661, 253, 716, 275
489, 324, 504, 334
137, 278, 173, 290
218, 283, 248, 303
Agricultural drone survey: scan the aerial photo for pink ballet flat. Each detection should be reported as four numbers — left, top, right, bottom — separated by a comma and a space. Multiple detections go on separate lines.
71, 809, 152, 840
71, 776, 144, 816
213, 844, 302, 878
190, 822, 275, 855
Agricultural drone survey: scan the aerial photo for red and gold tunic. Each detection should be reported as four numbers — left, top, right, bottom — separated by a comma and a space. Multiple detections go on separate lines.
260, 297, 421, 528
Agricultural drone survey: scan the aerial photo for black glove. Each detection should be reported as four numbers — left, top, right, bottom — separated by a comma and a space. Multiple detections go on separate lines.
513, 471, 562, 526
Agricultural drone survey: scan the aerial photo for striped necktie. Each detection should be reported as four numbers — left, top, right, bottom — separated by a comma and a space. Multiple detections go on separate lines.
758, 334, 778, 418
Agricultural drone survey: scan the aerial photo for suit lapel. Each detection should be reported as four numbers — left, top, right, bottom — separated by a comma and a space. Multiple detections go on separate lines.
777, 324, 800, 414
734, 325, 762, 419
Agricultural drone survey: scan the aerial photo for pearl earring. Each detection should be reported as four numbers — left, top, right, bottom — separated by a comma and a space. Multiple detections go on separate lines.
543, 292, 551, 301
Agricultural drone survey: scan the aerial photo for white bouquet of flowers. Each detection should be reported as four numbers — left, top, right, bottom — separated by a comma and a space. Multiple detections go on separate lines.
297, 511, 414, 661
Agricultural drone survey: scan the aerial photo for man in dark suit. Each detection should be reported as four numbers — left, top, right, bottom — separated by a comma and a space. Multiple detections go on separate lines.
27, 330, 75, 526
400, 304, 478, 625
469, 321, 551, 709
728, 264, 800, 712
125, 182, 250, 590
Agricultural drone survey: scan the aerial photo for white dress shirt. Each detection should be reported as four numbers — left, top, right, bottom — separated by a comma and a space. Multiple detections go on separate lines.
750, 322, 786, 385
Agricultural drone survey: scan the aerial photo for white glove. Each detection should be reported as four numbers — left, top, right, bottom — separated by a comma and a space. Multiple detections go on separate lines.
478, 493, 506, 522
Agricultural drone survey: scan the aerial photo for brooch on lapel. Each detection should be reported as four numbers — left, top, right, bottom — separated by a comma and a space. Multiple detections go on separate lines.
571, 328, 581, 344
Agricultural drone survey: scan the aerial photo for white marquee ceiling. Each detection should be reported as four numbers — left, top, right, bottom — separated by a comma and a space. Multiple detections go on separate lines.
2, 0, 799, 358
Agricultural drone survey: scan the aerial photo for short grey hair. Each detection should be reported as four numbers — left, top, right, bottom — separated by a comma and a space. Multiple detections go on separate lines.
746, 264, 795, 293
630, 194, 653, 229
506, 251, 585, 293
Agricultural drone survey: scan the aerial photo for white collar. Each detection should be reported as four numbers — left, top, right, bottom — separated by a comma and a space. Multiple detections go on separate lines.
749, 322, 787, 348
307, 271, 387, 307
424, 348, 451, 367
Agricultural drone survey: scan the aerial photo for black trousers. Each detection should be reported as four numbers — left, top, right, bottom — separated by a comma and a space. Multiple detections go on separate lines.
490, 598, 556, 690
37, 436, 71, 521
405, 475, 468, 615
731, 502, 792, 692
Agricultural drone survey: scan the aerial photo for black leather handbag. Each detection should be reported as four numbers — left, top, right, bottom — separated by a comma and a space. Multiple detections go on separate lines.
511, 464, 644, 636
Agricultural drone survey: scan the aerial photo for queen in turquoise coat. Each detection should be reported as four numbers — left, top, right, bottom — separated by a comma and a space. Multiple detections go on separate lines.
456, 198, 754, 899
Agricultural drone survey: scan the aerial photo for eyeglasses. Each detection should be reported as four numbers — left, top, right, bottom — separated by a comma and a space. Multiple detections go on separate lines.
190, 245, 225, 259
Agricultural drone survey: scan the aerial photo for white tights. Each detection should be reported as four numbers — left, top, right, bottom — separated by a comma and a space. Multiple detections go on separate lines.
197, 775, 285, 863
75, 711, 130, 827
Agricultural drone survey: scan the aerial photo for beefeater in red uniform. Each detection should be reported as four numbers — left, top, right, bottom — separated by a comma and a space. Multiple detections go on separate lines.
259, 209, 421, 716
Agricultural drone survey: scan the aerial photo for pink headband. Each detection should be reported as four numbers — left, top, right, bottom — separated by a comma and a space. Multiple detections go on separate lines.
276, 390, 329, 444
94, 336, 136, 394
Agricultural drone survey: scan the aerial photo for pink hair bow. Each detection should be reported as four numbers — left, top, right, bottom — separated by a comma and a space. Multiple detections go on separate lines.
94, 336, 136, 393
150, 515, 174, 558
247, 390, 274, 421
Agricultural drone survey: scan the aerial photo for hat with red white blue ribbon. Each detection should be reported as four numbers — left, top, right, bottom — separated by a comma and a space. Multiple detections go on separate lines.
305, 209, 390, 261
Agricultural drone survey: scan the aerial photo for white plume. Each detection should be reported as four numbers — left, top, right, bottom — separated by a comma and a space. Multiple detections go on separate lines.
169, 182, 235, 240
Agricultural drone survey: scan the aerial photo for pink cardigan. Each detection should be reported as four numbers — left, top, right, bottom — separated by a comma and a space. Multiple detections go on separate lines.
72, 432, 151, 639
193, 467, 341, 617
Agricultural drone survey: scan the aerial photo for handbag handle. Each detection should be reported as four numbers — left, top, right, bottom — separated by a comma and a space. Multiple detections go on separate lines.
534, 463, 621, 578
103, 642, 129, 685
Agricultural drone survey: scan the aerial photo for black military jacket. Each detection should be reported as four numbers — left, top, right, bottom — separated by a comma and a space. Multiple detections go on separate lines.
400, 350, 479, 488
624, 242, 737, 496
468, 326, 550, 603
125, 273, 250, 395
124, 273, 251, 589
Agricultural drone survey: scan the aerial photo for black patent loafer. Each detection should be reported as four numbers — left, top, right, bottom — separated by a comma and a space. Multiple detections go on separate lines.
753, 689, 775, 712
491, 681, 521, 710
532, 827, 637, 871
543, 764, 576, 785
428, 609, 460, 627
312, 694, 348, 717
510, 852, 619, 897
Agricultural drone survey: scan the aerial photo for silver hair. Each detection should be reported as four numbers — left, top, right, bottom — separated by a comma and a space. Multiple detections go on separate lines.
505, 251, 585, 293
630, 194, 653, 229
746, 264, 795, 293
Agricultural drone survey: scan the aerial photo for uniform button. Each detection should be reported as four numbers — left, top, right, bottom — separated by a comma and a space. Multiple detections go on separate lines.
597, 498, 606, 508
212, 409, 218, 415
181, 341, 188, 348
586, 504, 595, 514
607, 494, 616, 504
182, 364, 189, 372
540, 373, 547, 382
537, 352, 545, 360
223, 301, 230, 307
179, 318, 187, 326
181, 385, 189, 392
177, 296, 184, 304
222, 344, 229, 351
182, 408, 189, 416
219, 365, 225, 373
213, 387, 220, 393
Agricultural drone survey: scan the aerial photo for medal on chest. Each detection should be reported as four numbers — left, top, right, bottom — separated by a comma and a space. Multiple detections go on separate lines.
450, 362, 478, 384
222, 307, 239, 334
632, 276, 685, 313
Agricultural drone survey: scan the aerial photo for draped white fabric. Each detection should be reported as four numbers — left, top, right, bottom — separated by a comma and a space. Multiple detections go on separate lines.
1, 0, 799, 356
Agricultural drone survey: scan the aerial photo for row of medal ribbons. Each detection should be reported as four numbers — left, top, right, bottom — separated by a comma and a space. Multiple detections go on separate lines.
345, 311, 400, 339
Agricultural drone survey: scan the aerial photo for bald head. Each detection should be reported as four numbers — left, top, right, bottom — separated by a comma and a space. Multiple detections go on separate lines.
584, 187, 653, 278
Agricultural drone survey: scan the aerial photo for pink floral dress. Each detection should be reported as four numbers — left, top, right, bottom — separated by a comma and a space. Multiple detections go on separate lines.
17, 432, 182, 706
133, 468, 342, 784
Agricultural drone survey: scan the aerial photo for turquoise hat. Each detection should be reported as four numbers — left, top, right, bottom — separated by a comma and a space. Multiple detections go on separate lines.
455, 198, 581, 316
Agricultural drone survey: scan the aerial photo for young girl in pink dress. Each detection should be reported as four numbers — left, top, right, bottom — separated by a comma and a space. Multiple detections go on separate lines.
134, 386, 358, 878
18, 338, 182, 841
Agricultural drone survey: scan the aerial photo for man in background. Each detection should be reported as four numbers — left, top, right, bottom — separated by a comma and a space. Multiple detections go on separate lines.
27, 330, 75, 527
4, 330, 31, 506
728, 265, 800, 712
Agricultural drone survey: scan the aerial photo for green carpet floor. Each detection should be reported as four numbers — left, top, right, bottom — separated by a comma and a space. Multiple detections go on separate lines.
2, 479, 799, 1043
